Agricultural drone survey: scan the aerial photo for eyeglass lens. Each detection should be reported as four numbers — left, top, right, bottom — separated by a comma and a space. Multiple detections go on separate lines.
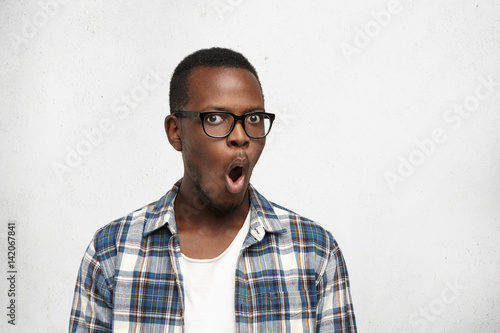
203, 113, 272, 138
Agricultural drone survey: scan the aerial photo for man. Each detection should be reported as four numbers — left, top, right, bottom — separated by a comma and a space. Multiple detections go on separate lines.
69, 47, 357, 332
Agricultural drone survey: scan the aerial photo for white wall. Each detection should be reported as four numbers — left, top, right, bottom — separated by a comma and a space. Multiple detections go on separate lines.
1, 0, 499, 332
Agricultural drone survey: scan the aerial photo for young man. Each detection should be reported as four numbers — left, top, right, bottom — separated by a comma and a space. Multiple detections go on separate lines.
69, 47, 357, 332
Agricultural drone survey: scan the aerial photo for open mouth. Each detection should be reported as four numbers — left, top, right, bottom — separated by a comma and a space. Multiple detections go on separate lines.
228, 166, 243, 183
225, 159, 247, 194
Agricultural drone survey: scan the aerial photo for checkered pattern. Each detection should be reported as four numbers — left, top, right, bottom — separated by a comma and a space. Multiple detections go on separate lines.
69, 181, 357, 332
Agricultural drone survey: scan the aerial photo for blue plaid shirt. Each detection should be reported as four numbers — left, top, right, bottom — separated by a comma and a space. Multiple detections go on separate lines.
70, 182, 357, 332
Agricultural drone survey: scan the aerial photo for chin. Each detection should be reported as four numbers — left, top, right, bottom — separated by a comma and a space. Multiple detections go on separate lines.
207, 192, 248, 212
207, 201, 241, 213
197, 185, 247, 213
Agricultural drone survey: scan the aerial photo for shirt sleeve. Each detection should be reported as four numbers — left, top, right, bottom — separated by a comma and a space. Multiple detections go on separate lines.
315, 241, 357, 332
69, 238, 113, 333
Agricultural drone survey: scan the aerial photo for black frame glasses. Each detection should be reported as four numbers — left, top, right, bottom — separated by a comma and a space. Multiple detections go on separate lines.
173, 110, 275, 139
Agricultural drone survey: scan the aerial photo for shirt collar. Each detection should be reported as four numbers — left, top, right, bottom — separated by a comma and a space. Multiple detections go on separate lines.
143, 181, 286, 238
143, 181, 180, 237
247, 185, 286, 237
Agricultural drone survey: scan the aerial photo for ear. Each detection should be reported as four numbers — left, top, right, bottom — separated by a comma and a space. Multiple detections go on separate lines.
165, 115, 182, 151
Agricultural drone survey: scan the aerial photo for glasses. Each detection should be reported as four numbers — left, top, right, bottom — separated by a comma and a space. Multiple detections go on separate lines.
173, 110, 275, 139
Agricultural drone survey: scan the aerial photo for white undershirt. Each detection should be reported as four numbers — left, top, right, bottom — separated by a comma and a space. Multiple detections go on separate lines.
179, 212, 250, 333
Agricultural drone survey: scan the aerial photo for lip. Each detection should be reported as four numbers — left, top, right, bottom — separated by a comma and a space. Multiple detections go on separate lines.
225, 156, 249, 194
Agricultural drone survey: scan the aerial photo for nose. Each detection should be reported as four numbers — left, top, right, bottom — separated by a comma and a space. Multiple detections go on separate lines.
227, 120, 249, 147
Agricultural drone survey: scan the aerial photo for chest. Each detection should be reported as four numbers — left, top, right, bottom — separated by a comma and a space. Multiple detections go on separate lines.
111, 231, 318, 332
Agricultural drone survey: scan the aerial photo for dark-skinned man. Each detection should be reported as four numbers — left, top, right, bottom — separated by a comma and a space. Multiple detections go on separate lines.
70, 47, 357, 333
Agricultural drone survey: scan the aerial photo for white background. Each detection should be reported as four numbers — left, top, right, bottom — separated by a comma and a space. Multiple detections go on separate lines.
1, 0, 499, 332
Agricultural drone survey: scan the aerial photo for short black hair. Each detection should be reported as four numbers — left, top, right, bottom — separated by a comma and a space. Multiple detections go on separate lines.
169, 47, 263, 113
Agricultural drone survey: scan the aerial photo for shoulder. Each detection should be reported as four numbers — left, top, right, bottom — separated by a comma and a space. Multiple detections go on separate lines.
249, 185, 338, 254
269, 201, 338, 253
253, 193, 347, 284
91, 182, 180, 256
268, 201, 352, 287
90, 197, 162, 261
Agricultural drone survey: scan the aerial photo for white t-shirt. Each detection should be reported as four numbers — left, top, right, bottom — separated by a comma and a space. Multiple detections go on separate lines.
178, 212, 250, 333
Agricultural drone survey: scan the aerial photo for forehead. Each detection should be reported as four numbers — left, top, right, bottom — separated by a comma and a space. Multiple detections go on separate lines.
185, 66, 263, 111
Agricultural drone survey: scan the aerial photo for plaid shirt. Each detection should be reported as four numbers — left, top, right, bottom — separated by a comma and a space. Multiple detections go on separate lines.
69, 182, 357, 332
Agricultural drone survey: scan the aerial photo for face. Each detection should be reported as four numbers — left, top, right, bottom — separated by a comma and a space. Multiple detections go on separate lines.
168, 66, 266, 212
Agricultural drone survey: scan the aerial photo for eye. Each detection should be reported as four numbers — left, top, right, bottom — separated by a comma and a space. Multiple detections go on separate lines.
247, 114, 262, 124
205, 113, 225, 125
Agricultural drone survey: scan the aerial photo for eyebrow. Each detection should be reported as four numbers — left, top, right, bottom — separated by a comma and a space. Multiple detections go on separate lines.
205, 105, 265, 113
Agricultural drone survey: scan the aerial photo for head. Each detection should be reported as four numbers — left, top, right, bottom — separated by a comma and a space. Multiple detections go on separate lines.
165, 48, 270, 213
169, 47, 264, 114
